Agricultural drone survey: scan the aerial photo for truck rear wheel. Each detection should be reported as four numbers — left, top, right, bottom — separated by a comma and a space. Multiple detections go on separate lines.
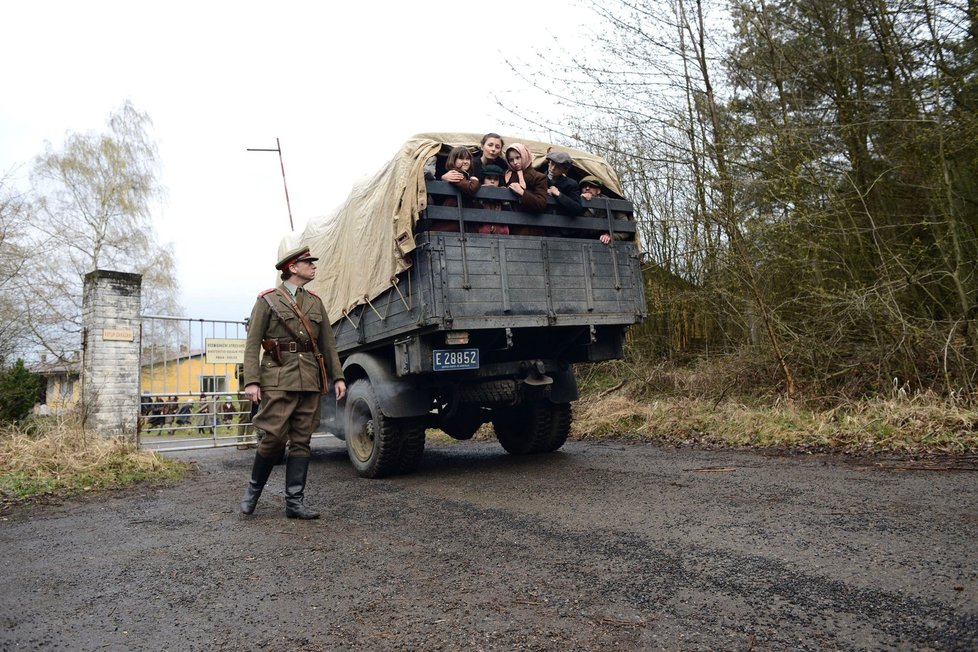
492, 401, 571, 455
537, 402, 571, 453
344, 379, 425, 478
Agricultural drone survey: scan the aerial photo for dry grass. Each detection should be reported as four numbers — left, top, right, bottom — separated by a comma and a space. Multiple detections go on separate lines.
567, 352, 978, 456
0, 418, 188, 506
430, 355, 977, 455
572, 389, 978, 455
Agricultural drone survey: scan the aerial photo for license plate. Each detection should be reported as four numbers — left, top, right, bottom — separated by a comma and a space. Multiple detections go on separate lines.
432, 348, 480, 371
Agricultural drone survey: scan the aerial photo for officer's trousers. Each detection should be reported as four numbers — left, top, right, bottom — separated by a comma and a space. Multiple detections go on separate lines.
252, 390, 321, 458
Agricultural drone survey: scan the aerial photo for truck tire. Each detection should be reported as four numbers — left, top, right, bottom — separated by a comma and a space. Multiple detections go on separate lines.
490, 401, 546, 455
536, 402, 571, 453
492, 404, 534, 454
493, 401, 572, 455
344, 379, 426, 478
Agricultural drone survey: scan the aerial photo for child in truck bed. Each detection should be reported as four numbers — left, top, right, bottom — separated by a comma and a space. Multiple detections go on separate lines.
502, 143, 547, 212
474, 164, 510, 235
545, 151, 584, 217
440, 146, 481, 208
471, 132, 505, 182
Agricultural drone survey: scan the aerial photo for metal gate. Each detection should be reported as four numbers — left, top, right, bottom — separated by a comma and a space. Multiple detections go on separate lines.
138, 315, 255, 452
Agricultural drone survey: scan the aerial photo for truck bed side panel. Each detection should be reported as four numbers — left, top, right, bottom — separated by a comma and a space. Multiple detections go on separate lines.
332, 231, 646, 355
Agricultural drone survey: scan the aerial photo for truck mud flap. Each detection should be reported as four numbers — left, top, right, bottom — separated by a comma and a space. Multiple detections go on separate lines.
342, 352, 431, 418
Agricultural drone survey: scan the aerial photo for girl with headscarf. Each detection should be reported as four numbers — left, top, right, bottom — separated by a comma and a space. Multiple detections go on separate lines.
502, 143, 548, 215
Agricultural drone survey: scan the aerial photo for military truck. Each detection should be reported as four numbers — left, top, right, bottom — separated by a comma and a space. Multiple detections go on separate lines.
291, 133, 646, 477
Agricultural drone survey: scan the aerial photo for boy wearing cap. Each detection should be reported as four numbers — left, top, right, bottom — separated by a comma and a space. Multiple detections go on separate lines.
239, 245, 346, 519
474, 164, 511, 234
580, 175, 604, 202
545, 151, 584, 217
580, 176, 627, 244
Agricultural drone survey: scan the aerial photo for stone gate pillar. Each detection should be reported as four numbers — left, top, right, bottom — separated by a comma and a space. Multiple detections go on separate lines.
81, 270, 142, 438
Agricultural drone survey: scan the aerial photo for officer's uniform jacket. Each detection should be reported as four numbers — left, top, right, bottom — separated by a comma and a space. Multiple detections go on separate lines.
243, 285, 344, 392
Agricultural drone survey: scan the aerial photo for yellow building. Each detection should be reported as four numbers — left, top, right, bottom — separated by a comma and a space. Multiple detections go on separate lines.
30, 357, 81, 416
31, 346, 245, 415
139, 347, 251, 438
140, 348, 242, 396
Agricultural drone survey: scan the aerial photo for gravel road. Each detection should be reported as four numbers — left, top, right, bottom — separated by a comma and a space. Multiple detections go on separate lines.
1, 437, 976, 651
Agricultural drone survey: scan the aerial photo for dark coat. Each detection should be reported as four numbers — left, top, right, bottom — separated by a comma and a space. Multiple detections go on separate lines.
471, 154, 504, 182
548, 174, 584, 216
504, 166, 549, 213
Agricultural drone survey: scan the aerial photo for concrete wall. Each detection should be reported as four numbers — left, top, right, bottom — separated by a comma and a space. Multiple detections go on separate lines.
81, 270, 142, 438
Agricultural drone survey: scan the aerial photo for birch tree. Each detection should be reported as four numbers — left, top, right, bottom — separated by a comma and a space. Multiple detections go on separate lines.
28, 101, 180, 360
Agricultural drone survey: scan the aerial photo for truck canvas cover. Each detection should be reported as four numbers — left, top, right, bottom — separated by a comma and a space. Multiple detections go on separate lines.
278, 132, 626, 323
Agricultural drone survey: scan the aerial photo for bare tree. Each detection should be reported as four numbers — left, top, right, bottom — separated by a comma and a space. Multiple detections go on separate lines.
27, 101, 180, 361
0, 174, 35, 363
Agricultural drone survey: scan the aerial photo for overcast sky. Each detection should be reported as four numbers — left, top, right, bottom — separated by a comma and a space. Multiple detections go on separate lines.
1, 1, 596, 321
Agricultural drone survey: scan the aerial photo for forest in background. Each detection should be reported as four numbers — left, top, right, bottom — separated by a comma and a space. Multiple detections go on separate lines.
523, 0, 976, 404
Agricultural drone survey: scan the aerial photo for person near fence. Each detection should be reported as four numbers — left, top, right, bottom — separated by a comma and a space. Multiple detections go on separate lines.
150, 396, 165, 431
140, 392, 153, 431
163, 395, 179, 435
194, 393, 212, 434
236, 392, 256, 448
239, 245, 346, 520
220, 396, 236, 433
175, 399, 193, 431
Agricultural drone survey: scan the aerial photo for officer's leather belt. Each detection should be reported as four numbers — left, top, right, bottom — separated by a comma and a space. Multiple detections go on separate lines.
274, 338, 314, 353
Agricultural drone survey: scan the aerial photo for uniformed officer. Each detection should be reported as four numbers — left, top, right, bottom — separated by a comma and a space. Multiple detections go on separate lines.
239, 245, 347, 519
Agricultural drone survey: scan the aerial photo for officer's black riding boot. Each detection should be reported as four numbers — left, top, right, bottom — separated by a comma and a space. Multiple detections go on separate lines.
240, 452, 277, 515
284, 455, 320, 520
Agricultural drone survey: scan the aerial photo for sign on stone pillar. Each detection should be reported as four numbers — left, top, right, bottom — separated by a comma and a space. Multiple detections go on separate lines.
81, 270, 142, 438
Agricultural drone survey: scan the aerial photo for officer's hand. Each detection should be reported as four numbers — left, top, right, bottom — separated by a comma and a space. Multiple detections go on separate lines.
334, 380, 347, 402
244, 383, 261, 403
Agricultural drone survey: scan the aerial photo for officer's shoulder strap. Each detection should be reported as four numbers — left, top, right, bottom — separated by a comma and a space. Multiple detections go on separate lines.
306, 288, 321, 299
257, 288, 277, 298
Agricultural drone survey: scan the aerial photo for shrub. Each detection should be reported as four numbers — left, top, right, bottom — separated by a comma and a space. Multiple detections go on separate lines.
0, 360, 42, 424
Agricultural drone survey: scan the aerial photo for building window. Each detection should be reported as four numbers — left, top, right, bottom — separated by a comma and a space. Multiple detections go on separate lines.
200, 376, 228, 394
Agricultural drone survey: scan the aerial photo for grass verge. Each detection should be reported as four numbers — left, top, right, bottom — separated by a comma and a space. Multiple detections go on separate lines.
430, 354, 977, 457
571, 386, 978, 456
0, 418, 189, 509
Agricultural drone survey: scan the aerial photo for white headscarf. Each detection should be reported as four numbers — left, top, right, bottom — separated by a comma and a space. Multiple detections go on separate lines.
503, 143, 534, 190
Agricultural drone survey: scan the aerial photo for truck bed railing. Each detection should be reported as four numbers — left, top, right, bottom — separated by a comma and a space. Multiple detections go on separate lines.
421, 181, 636, 238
